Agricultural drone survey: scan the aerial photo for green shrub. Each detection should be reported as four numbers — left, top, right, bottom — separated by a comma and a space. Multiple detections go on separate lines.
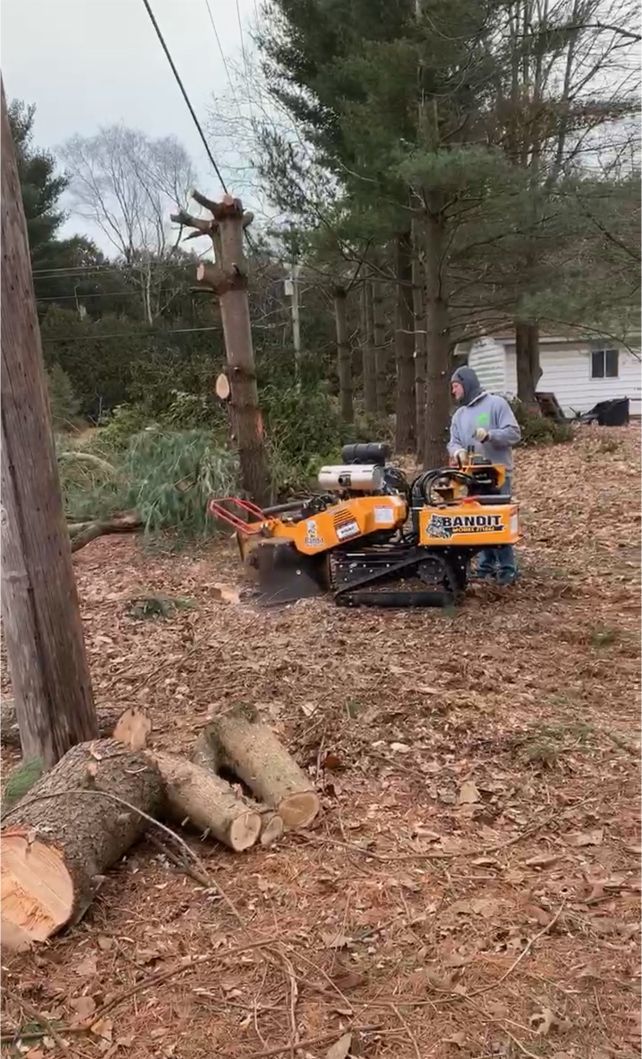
47, 364, 80, 430
262, 385, 348, 494
511, 399, 574, 446
163, 390, 225, 432
95, 403, 153, 452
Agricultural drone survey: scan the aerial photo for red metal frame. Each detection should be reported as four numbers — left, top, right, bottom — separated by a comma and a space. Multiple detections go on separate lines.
208, 496, 267, 534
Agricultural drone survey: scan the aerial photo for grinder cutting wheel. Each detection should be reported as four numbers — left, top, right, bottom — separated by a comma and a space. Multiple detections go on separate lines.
209, 438, 520, 608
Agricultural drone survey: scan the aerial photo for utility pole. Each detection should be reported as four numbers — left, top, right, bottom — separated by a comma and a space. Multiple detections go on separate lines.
1, 82, 97, 767
334, 284, 353, 423
172, 190, 270, 505
285, 262, 301, 379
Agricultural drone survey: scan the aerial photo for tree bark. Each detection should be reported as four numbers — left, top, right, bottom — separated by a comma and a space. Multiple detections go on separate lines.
361, 281, 377, 414
423, 207, 452, 469
0, 700, 122, 750
152, 751, 262, 852
515, 320, 542, 407
199, 710, 320, 829
372, 279, 388, 415
0, 82, 97, 768
412, 221, 427, 459
394, 231, 416, 452
334, 286, 353, 423
1, 738, 161, 943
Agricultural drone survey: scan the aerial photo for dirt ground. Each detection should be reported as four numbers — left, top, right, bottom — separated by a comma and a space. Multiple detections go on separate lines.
2, 426, 640, 1059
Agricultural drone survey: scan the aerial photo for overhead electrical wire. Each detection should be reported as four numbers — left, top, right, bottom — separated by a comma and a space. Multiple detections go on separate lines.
140, 0, 228, 193
42, 325, 223, 343
203, 0, 235, 97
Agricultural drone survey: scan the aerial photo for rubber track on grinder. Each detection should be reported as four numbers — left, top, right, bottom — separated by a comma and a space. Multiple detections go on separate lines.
332, 546, 462, 609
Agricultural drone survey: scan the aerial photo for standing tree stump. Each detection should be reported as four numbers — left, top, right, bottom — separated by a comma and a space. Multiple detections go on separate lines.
171, 192, 270, 505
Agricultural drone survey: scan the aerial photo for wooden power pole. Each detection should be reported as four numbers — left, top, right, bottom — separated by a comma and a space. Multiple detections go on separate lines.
172, 191, 270, 506
1, 82, 97, 766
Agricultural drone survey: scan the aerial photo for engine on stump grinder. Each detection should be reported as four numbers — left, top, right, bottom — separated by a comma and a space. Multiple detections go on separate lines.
209, 442, 519, 607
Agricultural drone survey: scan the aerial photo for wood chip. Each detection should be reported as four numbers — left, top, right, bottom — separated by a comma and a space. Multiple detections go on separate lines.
569, 828, 604, 847
457, 780, 480, 804
326, 1033, 352, 1059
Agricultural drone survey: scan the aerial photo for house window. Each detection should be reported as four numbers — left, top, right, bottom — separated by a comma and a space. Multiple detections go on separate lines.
591, 348, 619, 379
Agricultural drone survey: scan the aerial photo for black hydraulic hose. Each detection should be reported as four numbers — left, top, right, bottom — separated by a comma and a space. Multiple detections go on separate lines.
262, 500, 307, 516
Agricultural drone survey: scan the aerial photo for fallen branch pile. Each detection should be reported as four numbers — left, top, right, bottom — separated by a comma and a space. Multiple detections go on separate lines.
1, 706, 319, 948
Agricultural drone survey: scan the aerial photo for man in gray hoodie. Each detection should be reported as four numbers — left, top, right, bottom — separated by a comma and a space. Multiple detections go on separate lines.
447, 365, 521, 585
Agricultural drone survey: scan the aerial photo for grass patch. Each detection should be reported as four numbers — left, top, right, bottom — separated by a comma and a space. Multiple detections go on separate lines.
127, 595, 195, 620
590, 625, 618, 648
511, 720, 596, 768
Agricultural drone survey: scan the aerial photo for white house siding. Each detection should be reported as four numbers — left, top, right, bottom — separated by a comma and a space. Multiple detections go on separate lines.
501, 340, 641, 416
468, 338, 507, 393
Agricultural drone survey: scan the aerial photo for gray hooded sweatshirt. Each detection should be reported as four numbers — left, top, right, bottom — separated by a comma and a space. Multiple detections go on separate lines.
447, 366, 521, 471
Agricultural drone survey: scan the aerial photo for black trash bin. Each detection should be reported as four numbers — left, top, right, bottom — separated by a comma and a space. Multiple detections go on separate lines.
580, 398, 630, 426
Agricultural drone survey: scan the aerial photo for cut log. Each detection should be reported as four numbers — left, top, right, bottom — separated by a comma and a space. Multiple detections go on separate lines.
191, 732, 283, 845
201, 710, 320, 829
152, 752, 261, 852
0, 699, 123, 750
1, 738, 162, 943
259, 811, 284, 847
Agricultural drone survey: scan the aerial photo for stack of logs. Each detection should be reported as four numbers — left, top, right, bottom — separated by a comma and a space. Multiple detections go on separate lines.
1, 707, 320, 949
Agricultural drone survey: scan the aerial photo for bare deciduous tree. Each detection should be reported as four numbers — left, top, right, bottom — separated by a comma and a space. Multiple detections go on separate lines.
61, 127, 197, 323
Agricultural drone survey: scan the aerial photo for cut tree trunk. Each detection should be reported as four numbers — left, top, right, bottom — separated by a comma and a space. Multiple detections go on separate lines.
361, 281, 377, 414
334, 286, 353, 423
191, 730, 284, 847
152, 752, 261, 852
372, 279, 388, 415
1, 738, 162, 944
1, 83, 97, 767
0, 699, 123, 750
423, 207, 452, 469
176, 193, 270, 506
515, 320, 542, 407
412, 220, 427, 459
394, 230, 415, 453
199, 710, 320, 829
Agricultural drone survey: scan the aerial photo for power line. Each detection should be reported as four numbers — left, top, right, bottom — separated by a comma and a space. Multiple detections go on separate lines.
203, 0, 235, 96
140, 0, 228, 193
42, 325, 222, 343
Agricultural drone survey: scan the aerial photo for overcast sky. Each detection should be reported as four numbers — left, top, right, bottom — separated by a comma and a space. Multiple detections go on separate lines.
1, 0, 258, 248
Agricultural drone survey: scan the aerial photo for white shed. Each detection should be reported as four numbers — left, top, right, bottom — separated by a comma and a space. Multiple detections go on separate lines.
468, 334, 641, 417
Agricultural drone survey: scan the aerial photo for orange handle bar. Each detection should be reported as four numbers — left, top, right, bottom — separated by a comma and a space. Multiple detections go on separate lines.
208, 497, 267, 534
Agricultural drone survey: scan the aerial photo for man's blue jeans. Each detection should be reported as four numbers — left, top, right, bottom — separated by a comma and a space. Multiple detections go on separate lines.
476, 474, 517, 583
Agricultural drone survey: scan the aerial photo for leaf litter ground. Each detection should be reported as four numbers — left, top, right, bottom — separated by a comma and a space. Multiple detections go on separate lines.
2, 427, 640, 1059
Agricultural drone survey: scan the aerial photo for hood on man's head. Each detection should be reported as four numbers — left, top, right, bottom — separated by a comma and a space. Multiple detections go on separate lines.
451, 365, 482, 406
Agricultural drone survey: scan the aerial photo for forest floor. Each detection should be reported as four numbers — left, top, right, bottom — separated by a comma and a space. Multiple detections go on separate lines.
2, 425, 640, 1059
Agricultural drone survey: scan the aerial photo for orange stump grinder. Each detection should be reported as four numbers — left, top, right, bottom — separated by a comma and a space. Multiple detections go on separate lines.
209, 443, 519, 607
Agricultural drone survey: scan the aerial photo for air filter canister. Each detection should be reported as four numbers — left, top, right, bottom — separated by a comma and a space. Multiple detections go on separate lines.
317, 464, 384, 491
